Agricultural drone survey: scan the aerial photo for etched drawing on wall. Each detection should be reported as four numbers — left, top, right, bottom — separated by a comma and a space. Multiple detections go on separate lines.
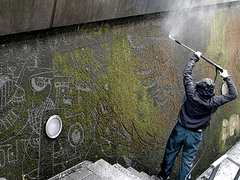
0, 33, 181, 179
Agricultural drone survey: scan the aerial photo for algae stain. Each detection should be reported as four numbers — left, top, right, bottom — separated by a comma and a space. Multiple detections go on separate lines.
104, 31, 163, 143
204, 11, 240, 152
51, 28, 170, 163
51, 51, 86, 123
204, 10, 240, 82
225, 13, 240, 102
220, 113, 240, 151
204, 11, 230, 79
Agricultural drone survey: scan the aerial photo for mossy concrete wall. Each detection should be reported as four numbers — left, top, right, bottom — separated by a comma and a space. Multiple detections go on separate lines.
0, 2, 240, 180
1, 0, 238, 36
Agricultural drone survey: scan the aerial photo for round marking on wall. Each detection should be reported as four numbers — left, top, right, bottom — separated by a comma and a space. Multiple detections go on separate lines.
68, 122, 84, 147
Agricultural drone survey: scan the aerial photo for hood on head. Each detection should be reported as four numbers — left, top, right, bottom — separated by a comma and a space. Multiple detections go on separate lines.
196, 78, 215, 98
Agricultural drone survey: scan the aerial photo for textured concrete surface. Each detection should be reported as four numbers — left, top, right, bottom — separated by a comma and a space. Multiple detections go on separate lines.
0, 0, 55, 35
0, 0, 239, 35
48, 159, 160, 180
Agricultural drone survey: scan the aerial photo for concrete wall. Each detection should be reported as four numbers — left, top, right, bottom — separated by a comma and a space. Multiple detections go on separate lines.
0, 0, 239, 36
0, 1, 240, 180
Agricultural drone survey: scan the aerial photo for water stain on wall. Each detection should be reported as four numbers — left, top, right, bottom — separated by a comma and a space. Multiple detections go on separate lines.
220, 114, 240, 150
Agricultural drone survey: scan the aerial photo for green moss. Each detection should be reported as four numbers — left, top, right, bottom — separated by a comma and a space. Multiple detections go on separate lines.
103, 31, 164, 153
203, 10, 240, 154
51, 28, 166, 164
204, 12, 230, 76
89, 22, 110, 36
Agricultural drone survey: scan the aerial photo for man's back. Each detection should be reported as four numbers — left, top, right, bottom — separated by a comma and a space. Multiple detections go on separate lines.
178, 54, 238, 131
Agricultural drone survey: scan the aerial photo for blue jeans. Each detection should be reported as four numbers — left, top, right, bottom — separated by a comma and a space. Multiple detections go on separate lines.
159, 123, 202, 180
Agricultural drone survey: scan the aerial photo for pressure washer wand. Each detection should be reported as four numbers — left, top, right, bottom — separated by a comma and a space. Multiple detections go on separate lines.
169, 35, 224, 72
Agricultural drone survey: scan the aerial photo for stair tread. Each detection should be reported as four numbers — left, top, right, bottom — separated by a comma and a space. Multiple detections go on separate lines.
81, 173, 104, 180
48, 159, 158, 180
87, 159, 132, 180
113, 163, 142, 180
48, 160, 93, 180
127, 167, 152, 180
150, 175, 160, 180
72, 167, 93, 179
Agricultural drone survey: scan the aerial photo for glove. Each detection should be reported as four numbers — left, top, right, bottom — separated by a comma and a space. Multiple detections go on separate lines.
220, 69, 230, 78
195, 51, 202, 58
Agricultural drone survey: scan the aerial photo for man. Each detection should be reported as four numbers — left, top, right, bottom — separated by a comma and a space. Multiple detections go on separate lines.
157, 51, 238, 180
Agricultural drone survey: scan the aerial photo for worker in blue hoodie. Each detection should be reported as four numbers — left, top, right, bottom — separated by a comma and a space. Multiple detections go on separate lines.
157, 51, 238, 180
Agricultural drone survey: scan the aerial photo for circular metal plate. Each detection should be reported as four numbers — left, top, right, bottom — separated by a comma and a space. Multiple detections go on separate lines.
221, 82, 228, 95
45, 115, 62, 139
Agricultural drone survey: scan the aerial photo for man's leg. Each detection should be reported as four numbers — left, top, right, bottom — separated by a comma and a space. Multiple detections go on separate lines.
158, 124, 184, 178
178, 130, 202, 180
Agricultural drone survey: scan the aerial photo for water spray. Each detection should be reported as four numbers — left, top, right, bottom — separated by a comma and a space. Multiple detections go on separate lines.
169, 35, 223, 73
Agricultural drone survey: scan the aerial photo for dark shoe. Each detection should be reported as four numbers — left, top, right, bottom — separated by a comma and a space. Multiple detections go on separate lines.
157, 169, 170, 180
157, 176, 164, 180
157, 174, 170, 180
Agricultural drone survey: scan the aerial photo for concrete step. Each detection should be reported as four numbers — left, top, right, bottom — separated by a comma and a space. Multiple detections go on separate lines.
140, 171, 153, 180
150, 175, 161, 180
48, 159, 160, 180
113, 163, 142, 180
87, 159, 132, 180
48, 160, 94, 180
69, 167, 99, 180
127, 167, 154, 180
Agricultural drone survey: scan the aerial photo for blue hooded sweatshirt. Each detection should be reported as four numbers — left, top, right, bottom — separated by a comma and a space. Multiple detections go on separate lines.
178, 54, 238, 131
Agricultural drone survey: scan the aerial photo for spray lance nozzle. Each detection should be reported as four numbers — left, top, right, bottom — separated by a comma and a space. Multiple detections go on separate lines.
175, 40, 182, 45
169, 35, 182, 45
169, 35, 224, 73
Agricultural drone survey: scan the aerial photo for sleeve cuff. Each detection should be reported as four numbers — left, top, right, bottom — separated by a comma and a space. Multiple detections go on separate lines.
192, 54, 199, 62
223, 76, 232, 81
